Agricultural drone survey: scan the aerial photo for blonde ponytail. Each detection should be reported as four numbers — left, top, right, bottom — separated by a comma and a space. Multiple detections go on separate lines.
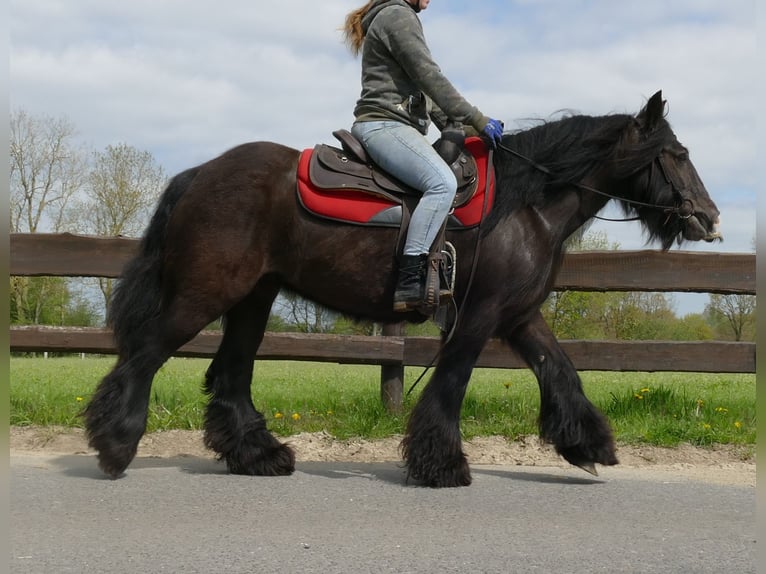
342, 1, 377, 57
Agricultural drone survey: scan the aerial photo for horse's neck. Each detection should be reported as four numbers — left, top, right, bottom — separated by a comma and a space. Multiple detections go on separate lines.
540, 185, 610, 244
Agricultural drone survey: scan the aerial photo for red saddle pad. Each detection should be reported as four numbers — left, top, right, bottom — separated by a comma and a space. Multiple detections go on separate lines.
296, 136, 495, 228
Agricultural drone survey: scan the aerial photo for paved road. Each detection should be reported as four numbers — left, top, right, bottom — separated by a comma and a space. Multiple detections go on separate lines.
11, 454, 755, 574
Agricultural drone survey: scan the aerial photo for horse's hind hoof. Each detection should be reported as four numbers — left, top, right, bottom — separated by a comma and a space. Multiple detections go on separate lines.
408, 466, 473, 488
406, 455, 472, 488
225, 441, 296, 476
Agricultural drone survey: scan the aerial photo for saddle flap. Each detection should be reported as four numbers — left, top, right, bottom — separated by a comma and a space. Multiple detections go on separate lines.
310, 143, 417, 198
314, 144, 371, 181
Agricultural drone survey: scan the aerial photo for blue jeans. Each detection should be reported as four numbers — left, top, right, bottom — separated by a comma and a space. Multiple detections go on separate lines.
351, 120, 457, 256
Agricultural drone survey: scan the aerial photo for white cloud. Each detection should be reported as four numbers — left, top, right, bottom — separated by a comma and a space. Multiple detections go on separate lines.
10, 0, 756, 266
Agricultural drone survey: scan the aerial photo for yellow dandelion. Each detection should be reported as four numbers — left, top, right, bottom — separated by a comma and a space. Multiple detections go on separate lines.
640, 388, 650, 394
274, 412, 284, 419
703, 423, 711, 430
734, 421, 742, 429
715, 407, 728, 413
634, 394, 643, 400
76, 396, 84, 402
292, 412, 301, 421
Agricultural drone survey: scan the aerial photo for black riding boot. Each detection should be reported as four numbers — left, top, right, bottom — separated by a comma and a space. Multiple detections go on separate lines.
393, 254, 428, 312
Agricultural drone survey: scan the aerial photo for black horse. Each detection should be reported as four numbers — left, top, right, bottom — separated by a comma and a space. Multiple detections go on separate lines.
85, 91, 721, 486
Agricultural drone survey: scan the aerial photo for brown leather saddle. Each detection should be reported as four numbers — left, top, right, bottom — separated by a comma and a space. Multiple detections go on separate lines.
308, 129, 480, 209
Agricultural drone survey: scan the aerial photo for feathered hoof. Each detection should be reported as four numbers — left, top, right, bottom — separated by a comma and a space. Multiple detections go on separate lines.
223, 437, 296, 477
85, 413, 144, 479
89, 436, 139, 479
406, 454, 472, 488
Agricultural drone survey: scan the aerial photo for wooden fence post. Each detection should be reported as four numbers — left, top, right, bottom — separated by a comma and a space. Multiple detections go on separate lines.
380, 323, 405, 412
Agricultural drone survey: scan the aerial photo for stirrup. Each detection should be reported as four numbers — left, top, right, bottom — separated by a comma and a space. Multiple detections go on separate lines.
438, 242, 456, 303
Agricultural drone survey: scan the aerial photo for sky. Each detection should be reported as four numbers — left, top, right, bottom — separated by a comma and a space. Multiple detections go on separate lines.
9, 0, 757, 314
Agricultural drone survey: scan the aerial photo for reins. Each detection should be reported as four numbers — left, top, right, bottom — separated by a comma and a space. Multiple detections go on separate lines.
495, 140, 693, 221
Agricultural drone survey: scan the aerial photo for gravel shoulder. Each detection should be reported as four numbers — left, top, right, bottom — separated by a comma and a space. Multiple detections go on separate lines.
10, 426, 756, 487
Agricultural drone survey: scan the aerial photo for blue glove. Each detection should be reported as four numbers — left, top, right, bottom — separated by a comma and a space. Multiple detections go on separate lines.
482, 118, 504, 148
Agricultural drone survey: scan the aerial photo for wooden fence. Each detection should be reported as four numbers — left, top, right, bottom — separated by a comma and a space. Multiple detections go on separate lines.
10, 233, 756, 410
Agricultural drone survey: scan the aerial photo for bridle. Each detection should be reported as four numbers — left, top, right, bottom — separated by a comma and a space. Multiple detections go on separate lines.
495, 140, 696, 223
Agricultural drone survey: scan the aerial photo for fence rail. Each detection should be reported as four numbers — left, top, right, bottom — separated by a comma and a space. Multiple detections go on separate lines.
10, 326, 755, 374
10, 233, 756, 410
11, 233, 756, 293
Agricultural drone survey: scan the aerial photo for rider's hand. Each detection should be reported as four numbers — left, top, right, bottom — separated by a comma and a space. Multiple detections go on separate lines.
482, 118, 504, 148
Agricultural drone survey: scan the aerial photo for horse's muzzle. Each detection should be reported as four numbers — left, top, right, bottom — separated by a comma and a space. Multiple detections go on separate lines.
685, 214, 723, 242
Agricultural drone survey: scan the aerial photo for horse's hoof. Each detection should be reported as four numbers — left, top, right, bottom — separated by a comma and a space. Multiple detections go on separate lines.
558, 443, 618, 473
94, 443, 137, 479
406, 455, 472, 488
226, 442, 296, 476
86, 426, 140, 478
409, 468, 472, 488
574, 462, 598, 476
427, 470, 472, 488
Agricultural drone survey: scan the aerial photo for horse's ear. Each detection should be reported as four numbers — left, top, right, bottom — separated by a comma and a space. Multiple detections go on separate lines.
637, 90, 666, 132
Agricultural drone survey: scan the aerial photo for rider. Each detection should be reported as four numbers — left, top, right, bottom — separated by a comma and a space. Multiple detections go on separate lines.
343, 0, 504, 312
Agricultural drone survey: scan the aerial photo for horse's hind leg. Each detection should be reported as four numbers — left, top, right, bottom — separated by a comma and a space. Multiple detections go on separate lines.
504, 311, 618, 473
85, 308, 210, 478
203, 280, 295, 476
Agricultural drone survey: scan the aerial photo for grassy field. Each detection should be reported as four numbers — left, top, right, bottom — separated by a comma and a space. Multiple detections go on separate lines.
9, 357, 756, 449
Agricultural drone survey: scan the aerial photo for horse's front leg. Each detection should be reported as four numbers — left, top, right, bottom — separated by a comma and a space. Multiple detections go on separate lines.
401, 329, 489, 488
504, 311, 618, 473
203, 282, 295, 476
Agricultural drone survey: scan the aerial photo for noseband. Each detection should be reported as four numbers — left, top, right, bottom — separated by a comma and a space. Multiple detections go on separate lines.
496, 141, 696, 222
655, 155, 694, 219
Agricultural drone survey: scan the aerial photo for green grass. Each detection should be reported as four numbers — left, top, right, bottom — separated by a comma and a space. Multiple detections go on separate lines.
9, 357, 756, 450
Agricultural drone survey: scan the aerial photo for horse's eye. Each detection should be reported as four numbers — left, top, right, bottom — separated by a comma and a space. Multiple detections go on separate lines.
675, 147, 690, 161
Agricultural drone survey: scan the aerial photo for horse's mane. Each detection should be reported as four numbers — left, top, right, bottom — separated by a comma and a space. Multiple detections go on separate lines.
488, 111, 673, 226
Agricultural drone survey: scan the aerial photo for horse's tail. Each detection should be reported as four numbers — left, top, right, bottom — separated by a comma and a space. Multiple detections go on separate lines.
108, 167, 199, 353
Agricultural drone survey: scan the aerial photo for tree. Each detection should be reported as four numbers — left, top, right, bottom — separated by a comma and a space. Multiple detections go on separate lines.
10, 109, 88, 324
546, 290, 604, 339
541, 230, 684, 340
76, 143, 166, 307
599, 292, 676, 340
9, 275, 98, 326
79, 143, 165, 237
331, 316, 378, 336
542, 231, 615, 339
273, 291, 338, 333
705, 294, 756, 341
703, 235, 756, 342
10, 109, 87, 233
668, 313, 714, 341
